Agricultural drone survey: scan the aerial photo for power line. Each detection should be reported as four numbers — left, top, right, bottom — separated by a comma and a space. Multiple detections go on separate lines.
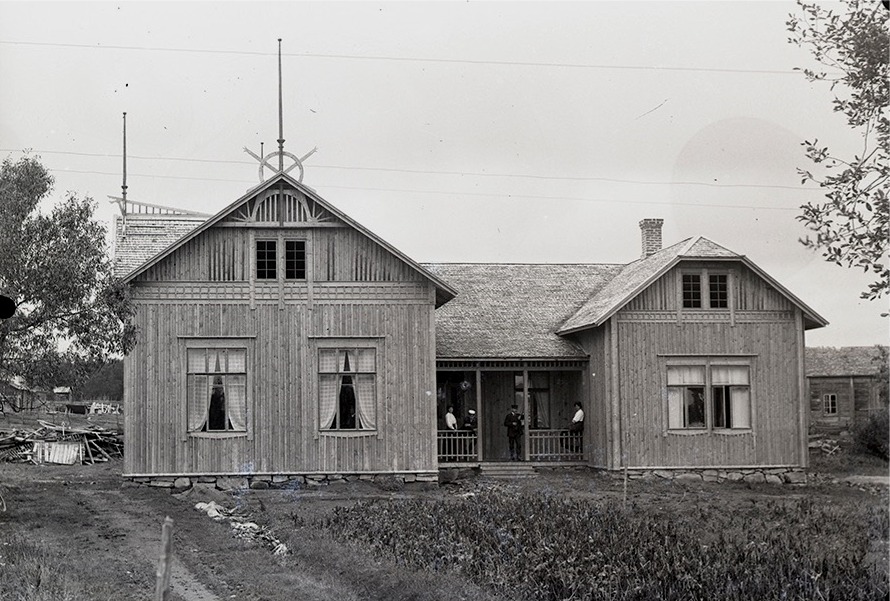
0, 39, 798, 75
48, 167, 803, 211
4, 148, 818, 192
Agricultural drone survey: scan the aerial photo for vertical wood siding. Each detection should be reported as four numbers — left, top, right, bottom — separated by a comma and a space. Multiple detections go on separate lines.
135, 224, 420, 284
124, 295, 437, 476
614, 317, 802, 468
624, 262, 794, 312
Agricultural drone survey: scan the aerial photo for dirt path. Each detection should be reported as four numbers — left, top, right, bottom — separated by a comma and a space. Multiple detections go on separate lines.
0, 462, 501, 601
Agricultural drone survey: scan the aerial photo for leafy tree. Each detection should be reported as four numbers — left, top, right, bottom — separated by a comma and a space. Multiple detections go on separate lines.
0, 155, 135, 389
787, 0, 889, 301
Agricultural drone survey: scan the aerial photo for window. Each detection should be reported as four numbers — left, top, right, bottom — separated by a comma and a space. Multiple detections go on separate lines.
256, 240, 277, 279
187, 347, 247, 433
667, 363, 750, 430
709, 274, 728, 308
682, 274, 702, 308
285, 240, 306, 280
682, 271, 730, 309
823, 393, 838, 416
319, 347, 377, 430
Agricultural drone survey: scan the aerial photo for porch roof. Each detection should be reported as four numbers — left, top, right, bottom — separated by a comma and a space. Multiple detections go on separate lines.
422, 263, 622, 358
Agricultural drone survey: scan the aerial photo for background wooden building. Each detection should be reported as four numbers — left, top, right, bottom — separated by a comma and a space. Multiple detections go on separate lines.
806, 346, 888, 429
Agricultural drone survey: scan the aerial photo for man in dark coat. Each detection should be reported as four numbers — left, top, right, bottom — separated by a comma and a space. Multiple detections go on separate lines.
503, 404, 524, 461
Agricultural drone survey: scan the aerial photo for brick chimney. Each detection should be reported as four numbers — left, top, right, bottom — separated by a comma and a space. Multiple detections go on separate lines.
639, 218, 663, 258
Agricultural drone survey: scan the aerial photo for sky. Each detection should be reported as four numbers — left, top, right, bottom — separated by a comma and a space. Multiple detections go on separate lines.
0, 1, 886, 348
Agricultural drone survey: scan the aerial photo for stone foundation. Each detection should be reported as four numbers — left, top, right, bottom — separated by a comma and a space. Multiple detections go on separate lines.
612, 467, 807, 485
128, 472, 439, 491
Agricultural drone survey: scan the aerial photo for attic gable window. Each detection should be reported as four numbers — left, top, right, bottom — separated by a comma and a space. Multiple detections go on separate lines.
682, 274, 702, 308
681, 270, 730, 309
285, 240, 306, 280
256, 240, 277, 279
709, 274, 728, 308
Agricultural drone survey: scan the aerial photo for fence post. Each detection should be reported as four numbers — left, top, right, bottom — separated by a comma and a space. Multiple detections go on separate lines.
155, 516, 174, 601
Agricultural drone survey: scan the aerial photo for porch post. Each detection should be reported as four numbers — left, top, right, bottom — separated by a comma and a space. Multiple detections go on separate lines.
522, 368, 530, 461
475, 369, 482, 462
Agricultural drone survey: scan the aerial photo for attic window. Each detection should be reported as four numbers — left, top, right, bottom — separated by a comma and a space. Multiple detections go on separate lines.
682, 271, 730, 309
285, 240, 306, 280
256, 240, 277, 280
709, 274, 728, 308
682, 274, 702, 308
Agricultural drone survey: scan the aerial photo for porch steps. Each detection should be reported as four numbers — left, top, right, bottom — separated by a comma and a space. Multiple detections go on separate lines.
479, 462, 538, 480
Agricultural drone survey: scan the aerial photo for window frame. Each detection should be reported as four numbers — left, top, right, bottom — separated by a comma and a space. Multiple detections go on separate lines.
255, 238, 278, 280
823, 393, 838, 416
313, 338, 383, 437
182, 338, 252, 440
680, 269, 732, 310
664, 358, 753, 434
284, 238, 307, 281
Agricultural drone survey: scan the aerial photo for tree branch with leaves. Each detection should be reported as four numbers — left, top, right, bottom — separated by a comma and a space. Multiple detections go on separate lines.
0, 155, 136, 389
787, 0, 889, 302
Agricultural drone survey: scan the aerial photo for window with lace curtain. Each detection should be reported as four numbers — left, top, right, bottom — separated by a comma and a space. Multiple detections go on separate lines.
186, 347, 248, 433
318, 345, 377, 431
666, 362, 751, 431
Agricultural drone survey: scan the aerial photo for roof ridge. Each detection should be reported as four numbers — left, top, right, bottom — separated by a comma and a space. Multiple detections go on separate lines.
679, 235, 703, 256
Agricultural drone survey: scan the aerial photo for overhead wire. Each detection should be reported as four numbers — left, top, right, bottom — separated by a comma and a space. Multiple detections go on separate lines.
0, 39, 799, 75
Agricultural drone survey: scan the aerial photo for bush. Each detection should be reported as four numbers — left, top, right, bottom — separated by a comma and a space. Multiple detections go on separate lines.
854, 407, 890, 460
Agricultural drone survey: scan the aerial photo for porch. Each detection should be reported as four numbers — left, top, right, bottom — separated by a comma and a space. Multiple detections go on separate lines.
436, 360, 588, 464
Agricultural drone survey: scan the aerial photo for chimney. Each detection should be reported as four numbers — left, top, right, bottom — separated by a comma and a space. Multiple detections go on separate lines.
639, 218, 663, 258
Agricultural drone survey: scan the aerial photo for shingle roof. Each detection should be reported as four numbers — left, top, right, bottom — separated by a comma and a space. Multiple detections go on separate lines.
806, 346, 888, 377
557, 236, 741, 334
113, 215, 205, 278
422, 263, 623, 358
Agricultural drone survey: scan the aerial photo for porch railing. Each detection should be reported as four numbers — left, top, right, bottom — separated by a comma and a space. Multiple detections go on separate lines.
437, 430, 478, 463
528, 429, 584, 462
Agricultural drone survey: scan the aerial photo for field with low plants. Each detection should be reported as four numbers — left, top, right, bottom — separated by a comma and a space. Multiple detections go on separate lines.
324, 489, 889, 601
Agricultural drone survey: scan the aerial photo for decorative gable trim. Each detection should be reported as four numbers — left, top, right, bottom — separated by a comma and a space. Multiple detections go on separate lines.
120, 173, 457, 306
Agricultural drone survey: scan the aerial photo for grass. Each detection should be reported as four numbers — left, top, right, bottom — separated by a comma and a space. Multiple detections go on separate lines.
322, 490, 890, 601
0, 535, 94, 601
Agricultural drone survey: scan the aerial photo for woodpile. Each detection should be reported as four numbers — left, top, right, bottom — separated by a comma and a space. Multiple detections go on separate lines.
0, 419, 123, 464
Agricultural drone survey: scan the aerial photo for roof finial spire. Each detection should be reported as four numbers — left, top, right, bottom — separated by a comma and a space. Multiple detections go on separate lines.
121, 112, 128, 203
277, 38, 285, 173
242, 38, 318, 183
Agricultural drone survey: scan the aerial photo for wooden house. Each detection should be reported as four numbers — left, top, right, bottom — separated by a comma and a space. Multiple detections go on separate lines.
806, 346, 888, 429
426, 219, 827, 480
118, 191, 828, 482
116, 173, 455, 483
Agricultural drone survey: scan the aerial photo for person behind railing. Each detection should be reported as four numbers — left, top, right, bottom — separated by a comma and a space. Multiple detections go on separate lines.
462, 409, 477, 432
561, 402, 584, 454
445, 406, 458, 430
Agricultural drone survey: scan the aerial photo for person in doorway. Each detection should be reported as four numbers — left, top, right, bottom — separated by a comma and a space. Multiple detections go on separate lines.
504, 404, 524, 461
445, 406, 458, 430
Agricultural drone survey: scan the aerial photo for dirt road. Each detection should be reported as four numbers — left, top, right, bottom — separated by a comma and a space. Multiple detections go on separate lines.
0, 461, 500, 601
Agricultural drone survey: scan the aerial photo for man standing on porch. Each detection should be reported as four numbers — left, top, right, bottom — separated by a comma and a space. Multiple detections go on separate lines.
504, 404, 524, 461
